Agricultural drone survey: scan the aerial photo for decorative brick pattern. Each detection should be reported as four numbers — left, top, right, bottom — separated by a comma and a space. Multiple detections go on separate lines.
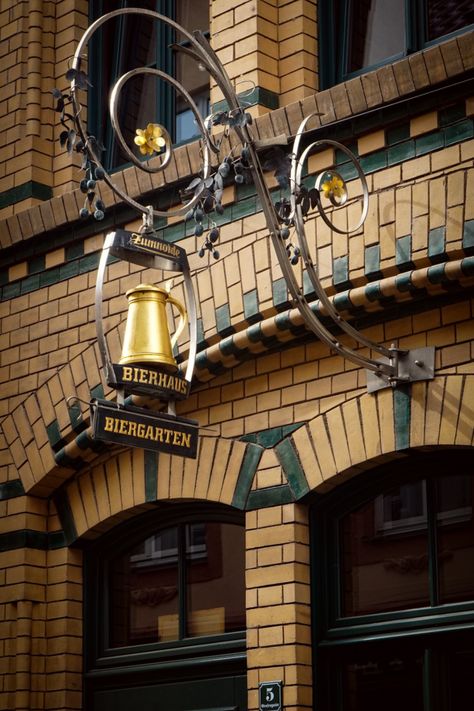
1, 6, 474, 711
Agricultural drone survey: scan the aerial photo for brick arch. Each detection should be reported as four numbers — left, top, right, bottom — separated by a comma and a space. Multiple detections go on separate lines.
54, 435, 263, 543
284, 375, 474, 496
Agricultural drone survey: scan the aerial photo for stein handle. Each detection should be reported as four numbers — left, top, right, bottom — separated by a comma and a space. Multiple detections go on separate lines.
167, 294, 187, 349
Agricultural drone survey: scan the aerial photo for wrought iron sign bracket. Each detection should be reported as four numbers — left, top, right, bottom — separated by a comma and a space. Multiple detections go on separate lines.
365, 346, 435, 393
63, 8, 437, 398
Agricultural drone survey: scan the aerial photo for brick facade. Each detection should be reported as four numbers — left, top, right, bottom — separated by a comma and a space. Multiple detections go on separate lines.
1, 1, 473, 709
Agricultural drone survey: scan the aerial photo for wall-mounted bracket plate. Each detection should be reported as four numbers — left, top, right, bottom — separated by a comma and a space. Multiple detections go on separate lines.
366, 346, 435, 393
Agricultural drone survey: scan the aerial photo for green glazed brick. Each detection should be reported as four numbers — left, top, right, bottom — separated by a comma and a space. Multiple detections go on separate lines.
65, 241, 84, 261
20, 274, 40, 294
333, 255, 349, 286
360, 149, 387, 173
444, 119, 474, 146
415, 131, 444, 156
428, 227, 446, 262
273, 277, 290, 309
463, 220, 474, 250
387, 140, 415, 165
40, 267, 60, 287
2, 282, 21, 300
365, 244, 381, 277
216, 303, 234, 336
439, 103, 466, 127
396, 235, 413, 269
28, 255, 45, 274
243, 289, 260, 323
386, 124, 410, 144
246, 484, 294, 510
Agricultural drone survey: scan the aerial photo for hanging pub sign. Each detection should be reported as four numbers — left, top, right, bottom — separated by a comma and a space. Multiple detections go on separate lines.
91, 399, 199, 459
92, 219, 200, 460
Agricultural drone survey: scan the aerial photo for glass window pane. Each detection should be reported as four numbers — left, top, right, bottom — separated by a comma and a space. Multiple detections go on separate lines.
340, 648, 424, 711
175, 0, 209, 142
340, 481, 430, 616
186, 522, 245, 637
437, 474, 474, 604
109, 526, 179, 647
348, 0, 405, 73
426, 0, 474, 42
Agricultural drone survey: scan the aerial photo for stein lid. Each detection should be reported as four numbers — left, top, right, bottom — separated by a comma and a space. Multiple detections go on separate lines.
125, 283, 169, 298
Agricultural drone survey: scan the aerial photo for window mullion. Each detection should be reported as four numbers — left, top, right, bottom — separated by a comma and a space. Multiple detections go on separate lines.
178, 523, 187, 640
426, 477, 439, 607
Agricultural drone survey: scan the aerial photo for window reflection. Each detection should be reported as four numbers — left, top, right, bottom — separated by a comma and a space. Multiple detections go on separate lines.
348, 0, 405, 73
109, 521, 245, 648
340, 481, 430, 616
341, 649, 423, 711
426, 1, 474, 42
186, 522, 245, 637
437, 475, 474, 604
340, 473, 474, 617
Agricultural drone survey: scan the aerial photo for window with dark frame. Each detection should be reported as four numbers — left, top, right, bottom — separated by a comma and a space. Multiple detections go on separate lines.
88, 0, 210, 172
312, 451, 474, 711
109, 520, 246, 648
319, 0, 474, 89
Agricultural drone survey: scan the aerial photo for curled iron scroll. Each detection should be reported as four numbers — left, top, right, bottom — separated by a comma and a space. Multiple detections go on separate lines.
67, 8, 435, 388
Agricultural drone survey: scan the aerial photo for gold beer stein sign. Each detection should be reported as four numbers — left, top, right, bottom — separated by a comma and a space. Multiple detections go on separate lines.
119, 283, 187, 374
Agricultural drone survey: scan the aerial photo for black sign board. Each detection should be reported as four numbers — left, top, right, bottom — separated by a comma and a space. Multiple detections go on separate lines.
90, 399, 198, 458
259, 682, 282, 711
110, 363, 191, 400
108, 229, 188, 271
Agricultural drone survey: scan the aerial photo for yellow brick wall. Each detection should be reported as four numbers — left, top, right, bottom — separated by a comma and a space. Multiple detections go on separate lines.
1, 3, 474, 710
246, 504, 312, 711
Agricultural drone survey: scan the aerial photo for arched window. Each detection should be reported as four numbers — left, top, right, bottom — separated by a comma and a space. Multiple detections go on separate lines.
84, 503, 247, 710
312, 450, 474, 711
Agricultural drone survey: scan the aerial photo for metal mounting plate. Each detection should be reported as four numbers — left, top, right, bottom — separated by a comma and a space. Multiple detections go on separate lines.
366, 347, 435, 393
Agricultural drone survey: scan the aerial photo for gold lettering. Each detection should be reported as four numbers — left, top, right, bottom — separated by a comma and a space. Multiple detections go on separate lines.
137, 423, 146, 438
155, 427, 164, 442
144, 425, 154, 439
148, 370, 158, 386
172, 430, 182, 446
104, 416, 114, 432
181, 432, 191, 448
119, 420, 129, 435
128, 421, 137, 437
164, 429, 173, 444
122, 367, 133, 382
139, 368, 148, 384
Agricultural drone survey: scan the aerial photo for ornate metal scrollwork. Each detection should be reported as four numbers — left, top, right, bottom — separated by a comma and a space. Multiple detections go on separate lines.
61, 8, 435, 394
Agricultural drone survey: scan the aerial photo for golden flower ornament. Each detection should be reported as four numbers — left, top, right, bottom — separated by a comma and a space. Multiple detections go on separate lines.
134, 123, 166, 156
321, 173, 347, 202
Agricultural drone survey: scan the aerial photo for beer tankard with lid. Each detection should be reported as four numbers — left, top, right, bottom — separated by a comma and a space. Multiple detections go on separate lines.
119, 283, 187, 373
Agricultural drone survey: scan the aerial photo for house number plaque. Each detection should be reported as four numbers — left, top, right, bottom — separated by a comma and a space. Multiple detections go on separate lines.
259, 681, 283, 711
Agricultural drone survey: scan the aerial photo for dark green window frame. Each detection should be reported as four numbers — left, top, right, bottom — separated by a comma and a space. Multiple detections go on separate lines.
311, 450, 474, 710
318, 0, 474, 89
83, 503, 246, 684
